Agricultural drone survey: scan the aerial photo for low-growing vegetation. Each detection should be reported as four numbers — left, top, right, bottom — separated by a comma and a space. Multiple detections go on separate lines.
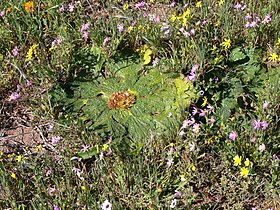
0, 0, 279, 209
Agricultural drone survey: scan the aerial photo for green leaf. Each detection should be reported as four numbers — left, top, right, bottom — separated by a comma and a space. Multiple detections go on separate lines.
229, 47, 247, 62
78, 147, 99, 159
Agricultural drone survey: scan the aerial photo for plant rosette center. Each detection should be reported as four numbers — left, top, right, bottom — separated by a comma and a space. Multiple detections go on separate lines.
108, 90, 136, 110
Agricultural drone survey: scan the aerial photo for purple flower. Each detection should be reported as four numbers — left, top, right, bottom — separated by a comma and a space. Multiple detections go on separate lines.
82, 31, 88, 40
53, 204, 61, 210
245, 22, 251, 28
166, 158, 174, 167
81, 144, 90, 152
192, 107, 198, 116
209, 117, 215, 124
46, 169, 51, 177
190, 28, 196, 36
26, 80, 32, 86
154, 15, 160, 23
258, 143, 266, 152
263, 100, 269, 109
192, 64, 199, 72
199, 109, 206, 117
250, 21, 259, 28
229, 130, 238, 140
8, 92, 20, 101
152, 57, 159, 67
192, 123, 200, 133
252, 120, 261, 130
262, 14, 271, 24
174, 190, 181, 196
234, 2, 242, 10
68, 3, 74, 12
60, 5, 64, 12
117, 23, 124, 32
189, 142, 196, 151
135, 1, 145, 9
170, 2, 177, 7
17, 84, 21, 92
48, 123, 54, 131
0, 10, 5, 17
49, 185, 56, 195
51, 136, 61, 145
179, 130, 185, 136
12, 46, 19, 56
102, 37, 110, 47
81, 22, 90, 31
245, 13, 252, 20
261, 121, 268, 130
251, 137, 256, 143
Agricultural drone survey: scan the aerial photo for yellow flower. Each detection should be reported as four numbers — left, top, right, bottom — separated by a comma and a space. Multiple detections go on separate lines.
37, 145, 42, 151
244, 158, 250, 167
16, 155, 23, 163
143, 48, 152, 65
123, 4, 129, 10
11, 172, 17, 179
240, 167, 249, 178
196, 1, 202, 8
220, 39, 231, 49
268, 52, 278, 62
81, 185, 86, 190
233, 155, 242, 166
25, 1, 35, 13
128, 26, 133, 33
211, 45, 217, 51
191, 165, 196, 171
171, 14, 176, 22
102, 144, 109, 151
202, 96, 207, 107
219, 0, 224, 5
25, 44, 39, 62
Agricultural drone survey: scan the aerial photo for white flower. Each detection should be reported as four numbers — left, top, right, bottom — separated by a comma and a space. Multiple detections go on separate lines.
101, 199, 112, 210
170, 199, 177, 208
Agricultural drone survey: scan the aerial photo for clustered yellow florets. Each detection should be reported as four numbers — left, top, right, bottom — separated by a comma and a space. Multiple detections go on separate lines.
108, 90, 136, 110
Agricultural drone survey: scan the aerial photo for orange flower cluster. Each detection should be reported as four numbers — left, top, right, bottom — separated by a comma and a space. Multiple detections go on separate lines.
108, 91, 136, 110
25, 1, 35, 13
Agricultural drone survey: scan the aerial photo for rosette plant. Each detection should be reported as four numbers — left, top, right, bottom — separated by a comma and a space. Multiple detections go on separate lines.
51, 46, 197, 153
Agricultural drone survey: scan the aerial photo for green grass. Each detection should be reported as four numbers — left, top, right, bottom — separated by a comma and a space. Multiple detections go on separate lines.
0, 0, 279, 209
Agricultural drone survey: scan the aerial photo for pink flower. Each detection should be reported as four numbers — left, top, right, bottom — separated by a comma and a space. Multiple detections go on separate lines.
263, 100, 269, 109
262, 14, 271, 24
26, 80, 32, 86
189, 142, 196, 151
251, 137, 256, 143
8, 92, 20, 101
234, 2, 242, 10
252, 120, 261, 130
12, 46, 19, 56
199, 109, 206, 117
245, 13, 252, 20
261, 121, 268, 130
117, 23, 124, 32
250, 21, 259, 28
81, 22, 90, 31
0, 10, 5, 17
68, 3, 74, 12
46, 169, 51, 177
81, 144, 90, 152
82, 31, 88, 40
152, 57, 159, 67
51, 136, 61, 145
192, 107, 198, 116
60, 5, 64, 12
229, 130, 238, 140
209, 117, 215, 124
258, 143, 266, 152
192, 123, 200, 133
